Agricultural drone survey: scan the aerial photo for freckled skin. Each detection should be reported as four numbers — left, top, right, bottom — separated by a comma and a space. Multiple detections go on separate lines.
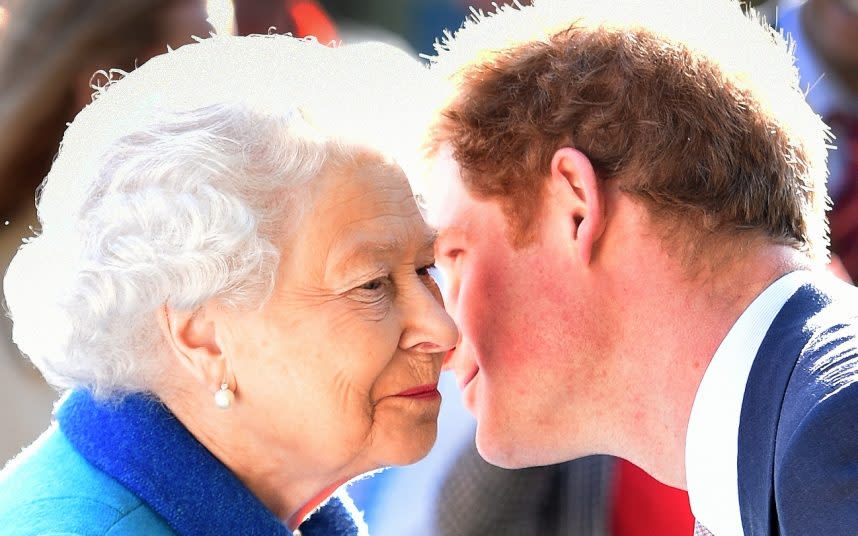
216, 154, 458, 491
434, 153, 616, 468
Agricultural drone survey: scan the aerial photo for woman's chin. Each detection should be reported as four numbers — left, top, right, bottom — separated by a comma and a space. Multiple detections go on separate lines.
377, 424, 438, 467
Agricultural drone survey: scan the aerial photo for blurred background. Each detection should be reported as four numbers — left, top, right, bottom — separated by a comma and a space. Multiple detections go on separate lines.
1, 0, 854, 534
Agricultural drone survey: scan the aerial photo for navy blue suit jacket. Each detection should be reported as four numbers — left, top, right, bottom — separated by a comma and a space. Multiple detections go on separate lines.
738, 276, 858, 535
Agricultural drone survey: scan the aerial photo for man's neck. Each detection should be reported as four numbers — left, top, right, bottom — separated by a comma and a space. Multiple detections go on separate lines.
605, 242, 810, 488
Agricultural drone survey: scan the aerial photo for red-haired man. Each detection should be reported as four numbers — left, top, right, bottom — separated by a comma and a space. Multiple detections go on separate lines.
419, 1, 858, 534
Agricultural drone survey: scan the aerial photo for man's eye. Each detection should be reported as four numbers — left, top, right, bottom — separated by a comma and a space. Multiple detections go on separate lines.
443, 248, 463, 261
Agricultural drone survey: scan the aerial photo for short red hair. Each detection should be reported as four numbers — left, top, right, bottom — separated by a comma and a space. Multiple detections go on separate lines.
425, 0, 829, 259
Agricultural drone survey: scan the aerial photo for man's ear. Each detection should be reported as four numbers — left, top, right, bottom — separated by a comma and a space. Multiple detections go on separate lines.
549, 147, 605, 265
157, 303, 228, 392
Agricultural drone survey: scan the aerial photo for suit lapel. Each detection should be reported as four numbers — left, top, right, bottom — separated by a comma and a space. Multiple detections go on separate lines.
737, 282, 827, 535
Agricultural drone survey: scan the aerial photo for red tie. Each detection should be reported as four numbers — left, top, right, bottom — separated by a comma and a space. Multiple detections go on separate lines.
827, 113, 858, 281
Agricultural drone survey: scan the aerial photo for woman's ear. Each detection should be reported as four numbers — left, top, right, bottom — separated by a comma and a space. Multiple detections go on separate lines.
549, 147, 605, 265
157, 303, 228, 392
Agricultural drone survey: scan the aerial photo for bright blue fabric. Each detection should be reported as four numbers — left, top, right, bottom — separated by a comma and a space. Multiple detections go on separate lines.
0, 390, 365, 535
0, 426, 175, 535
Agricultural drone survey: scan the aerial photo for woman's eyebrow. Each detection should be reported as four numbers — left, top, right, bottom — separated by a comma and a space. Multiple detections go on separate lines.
330, 230, 438, 275
421, 229, 439, 252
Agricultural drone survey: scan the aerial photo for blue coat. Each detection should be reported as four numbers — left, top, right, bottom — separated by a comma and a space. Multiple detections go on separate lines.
738, 276, 858, 535
0, 390, 366, 535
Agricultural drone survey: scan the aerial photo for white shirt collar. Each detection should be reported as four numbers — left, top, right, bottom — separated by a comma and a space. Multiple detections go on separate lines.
685, 270, 808, 535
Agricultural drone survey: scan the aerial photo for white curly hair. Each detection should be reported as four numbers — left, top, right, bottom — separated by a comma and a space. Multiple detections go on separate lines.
3, 34, 430, 397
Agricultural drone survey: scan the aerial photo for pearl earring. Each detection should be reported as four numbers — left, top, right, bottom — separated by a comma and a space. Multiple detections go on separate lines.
214, 382, 234, 409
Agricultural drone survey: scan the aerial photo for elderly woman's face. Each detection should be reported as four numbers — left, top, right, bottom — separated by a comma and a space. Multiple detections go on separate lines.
218, 156, 458, 474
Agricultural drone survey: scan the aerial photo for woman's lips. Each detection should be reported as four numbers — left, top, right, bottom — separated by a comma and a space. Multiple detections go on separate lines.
394, 383, 440, 399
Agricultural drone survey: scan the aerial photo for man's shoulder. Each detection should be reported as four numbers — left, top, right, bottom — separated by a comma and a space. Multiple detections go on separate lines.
771, 275, 858, 435
786, 276, 858, 404
746, 274, 858, 395
769, 276, 858, 533
772, 364, 858, 533
0, 426, 174, 535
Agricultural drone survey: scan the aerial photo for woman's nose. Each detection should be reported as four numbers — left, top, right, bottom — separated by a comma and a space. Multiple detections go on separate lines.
400, 282, 460, 354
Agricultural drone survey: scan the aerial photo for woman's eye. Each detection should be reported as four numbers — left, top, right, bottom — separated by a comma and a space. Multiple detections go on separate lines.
359, 278, 386, 291
416, 263, 436, 277
350, 276, 393, 313
417, 263, 443, 288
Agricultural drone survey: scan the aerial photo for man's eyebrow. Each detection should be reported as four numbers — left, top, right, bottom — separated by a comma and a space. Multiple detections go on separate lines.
435, 224, 466, 242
